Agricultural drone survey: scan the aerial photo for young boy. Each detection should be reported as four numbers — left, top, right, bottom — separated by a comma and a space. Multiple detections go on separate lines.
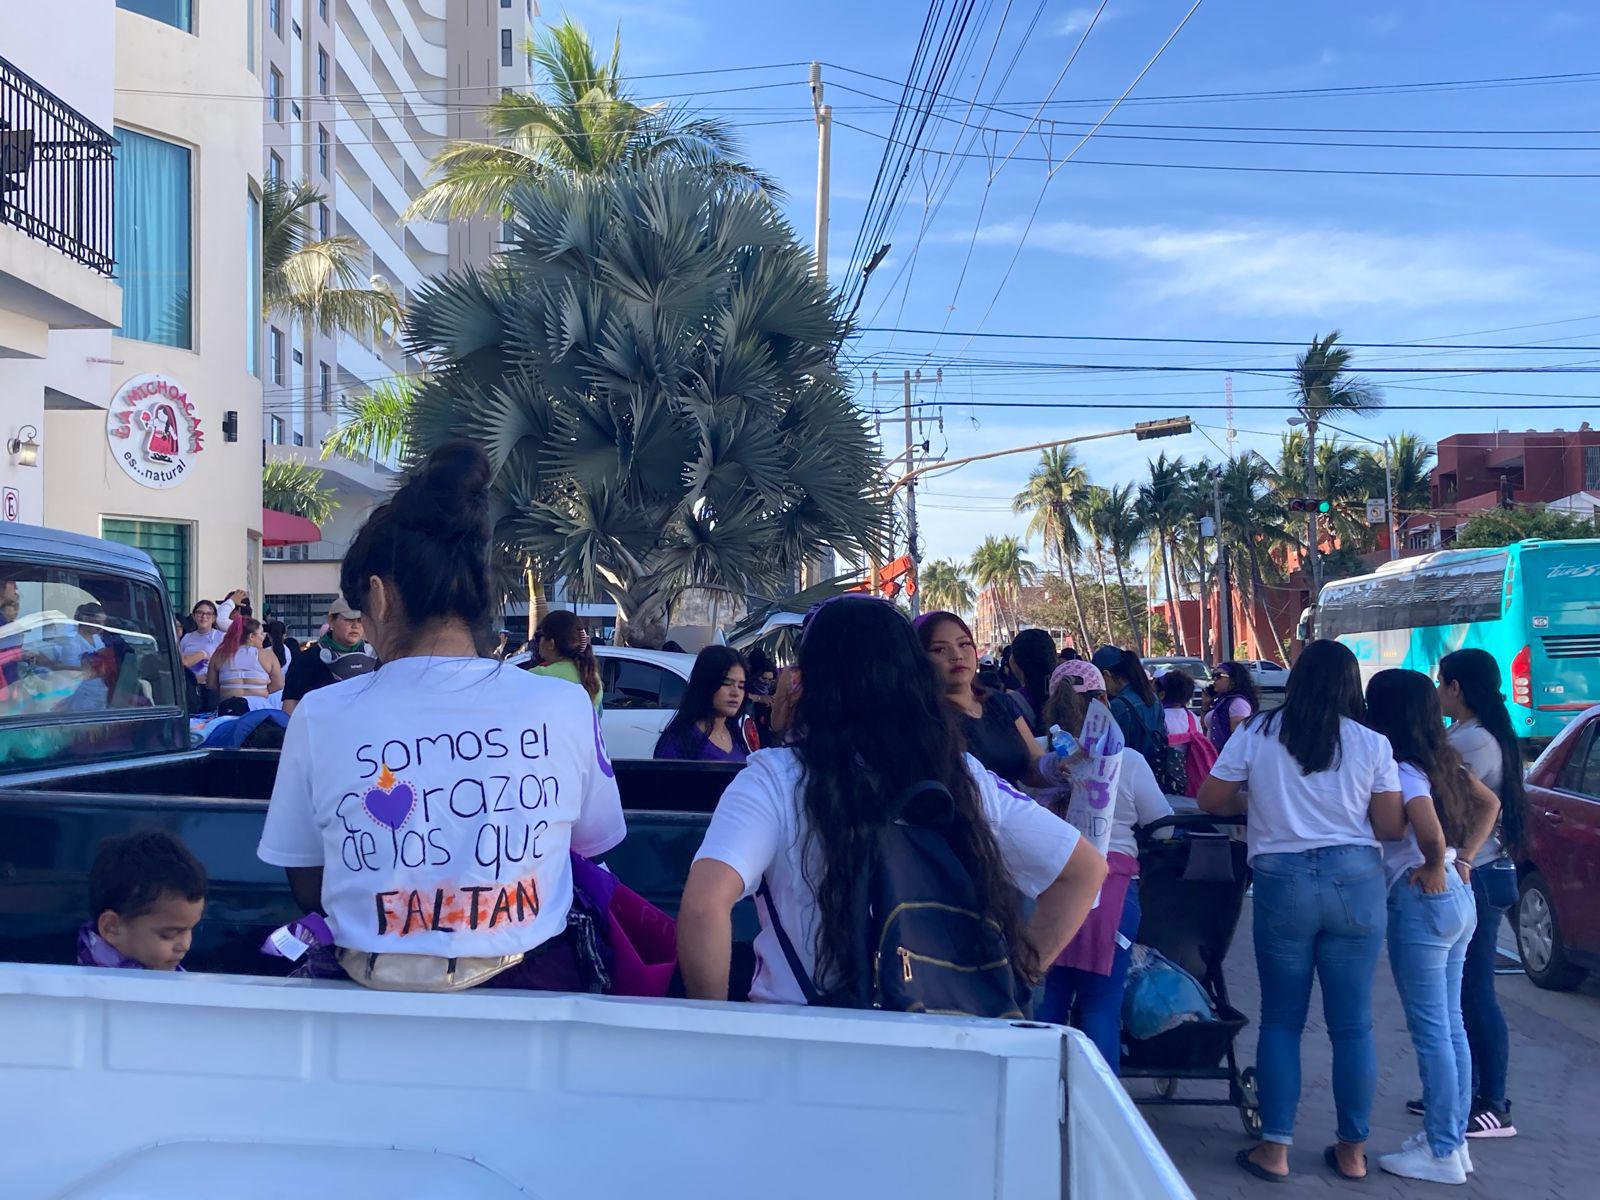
78, 829, 207, 971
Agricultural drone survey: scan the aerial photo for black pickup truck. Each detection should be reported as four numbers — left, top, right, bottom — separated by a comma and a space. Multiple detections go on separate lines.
0, 524, 742, 974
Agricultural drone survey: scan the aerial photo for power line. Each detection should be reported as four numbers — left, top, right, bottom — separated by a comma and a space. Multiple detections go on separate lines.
860, 327, 1600, 351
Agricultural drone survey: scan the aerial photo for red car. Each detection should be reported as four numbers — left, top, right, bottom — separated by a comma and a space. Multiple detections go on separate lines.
1517, 703, 1600, 990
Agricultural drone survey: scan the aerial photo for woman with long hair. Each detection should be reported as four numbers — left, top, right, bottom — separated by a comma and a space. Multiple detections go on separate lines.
1364, 669, 1499, 1183
532, 609, 602, 709
677, 596, 1107, 1006
1206, 660, 1261, 752
917, 611, 1050, 787
1091, 646, 1168, 774
206, 616, 284, 715
655, 646, 758, 762
263, 619, 294, 670
258, 441, 624, 993
1198, 640, 1407, 1183
1007, 627, 1058, 735
1436, 648, 1526, 1139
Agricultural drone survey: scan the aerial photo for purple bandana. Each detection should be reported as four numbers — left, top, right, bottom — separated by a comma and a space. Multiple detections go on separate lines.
76, 920, 184, 971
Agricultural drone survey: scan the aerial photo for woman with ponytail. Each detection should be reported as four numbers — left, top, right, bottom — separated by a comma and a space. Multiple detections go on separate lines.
532, 608, 602, 710
258, 441, 624, 993
1435, 648, 1526, 1139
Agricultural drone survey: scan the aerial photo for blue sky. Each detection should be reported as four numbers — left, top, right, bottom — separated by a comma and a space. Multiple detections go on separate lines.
570, 0, 1600, 568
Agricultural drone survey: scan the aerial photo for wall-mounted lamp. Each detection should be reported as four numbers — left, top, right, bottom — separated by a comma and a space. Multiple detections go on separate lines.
7, 426, 39, 468
223, 410, 239, 443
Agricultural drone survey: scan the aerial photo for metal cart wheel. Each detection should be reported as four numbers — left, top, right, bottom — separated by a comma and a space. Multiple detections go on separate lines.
1154, 1077, 1179, 1100
1238, 1066, 1263, 1138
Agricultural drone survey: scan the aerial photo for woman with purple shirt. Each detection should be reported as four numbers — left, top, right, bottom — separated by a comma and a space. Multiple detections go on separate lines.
1206, 660, 1260, 752
654, 646, 760, 763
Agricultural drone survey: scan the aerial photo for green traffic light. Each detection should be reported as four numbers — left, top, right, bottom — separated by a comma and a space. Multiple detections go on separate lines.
1317, 499, 1332, 513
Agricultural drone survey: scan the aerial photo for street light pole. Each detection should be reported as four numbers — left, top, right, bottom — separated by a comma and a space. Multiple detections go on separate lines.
904, 369, 920, 617
809, 62, 831, 283
1212, 470, 1233, 660
1299, 417, 1398, 562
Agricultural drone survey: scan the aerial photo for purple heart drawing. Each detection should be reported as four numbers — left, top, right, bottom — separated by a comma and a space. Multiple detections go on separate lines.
363, 765, 417, 831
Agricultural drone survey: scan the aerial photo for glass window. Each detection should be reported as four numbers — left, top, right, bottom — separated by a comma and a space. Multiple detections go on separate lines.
501, 29, 513, 67
114, 128, 192, 349
319, 361, 333, 413
98, 520, 191, 616
602, 657, 686, 710
1557, 725, 1598, 797
268, 68, 284, 121
292, 348, 303, 367
117, 0, 193, 32
318, 201, 330, 238
317, 47, 330, 96
269, 0, 281, 35
246, 191, 262, 377
318, 125, 330, 177
319, 0, 328, 18
270, 415, 284, 445
268, 151, 283, 183
265, 593, 337, 641
1585, 446, 1600, 492
270, 327, 285, 386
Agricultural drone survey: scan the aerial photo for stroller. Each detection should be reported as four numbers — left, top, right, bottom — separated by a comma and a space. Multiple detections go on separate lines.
1121, 811, 1260, 1137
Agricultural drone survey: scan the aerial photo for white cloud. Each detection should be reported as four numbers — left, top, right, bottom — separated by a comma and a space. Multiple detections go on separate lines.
1057, 5, 1122, 38
1367, 12, 1402, 36
962, 218, 1568, 315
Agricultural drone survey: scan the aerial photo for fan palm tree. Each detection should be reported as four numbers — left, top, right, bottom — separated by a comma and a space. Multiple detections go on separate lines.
1138, 452, 1190, 655
1291, 331, 1384, 592
263, 178, 402, 339
1012, 447, 1092, 649
969, 535, 1035, 642
403, 17, 776, 224
262, 458, 339, 524
400, 164, 883, 646
920, 559, 975, 614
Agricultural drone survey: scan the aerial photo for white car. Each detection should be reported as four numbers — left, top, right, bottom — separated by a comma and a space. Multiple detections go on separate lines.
1238, 659, 1290, 708
509, 644, 696, 760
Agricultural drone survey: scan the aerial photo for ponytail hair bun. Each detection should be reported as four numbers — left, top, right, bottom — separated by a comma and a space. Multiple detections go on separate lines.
401, 440, 491, 540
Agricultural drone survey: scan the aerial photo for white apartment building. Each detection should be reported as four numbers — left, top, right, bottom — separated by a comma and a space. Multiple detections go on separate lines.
259, 0, 537, 637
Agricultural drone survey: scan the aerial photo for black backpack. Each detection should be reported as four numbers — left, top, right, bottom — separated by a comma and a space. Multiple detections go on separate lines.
1112, 694, 1187, 796
760, 780, 1029, 1019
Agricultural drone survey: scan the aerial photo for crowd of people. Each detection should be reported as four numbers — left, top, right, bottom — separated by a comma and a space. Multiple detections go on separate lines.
73, 440, 1528, 1188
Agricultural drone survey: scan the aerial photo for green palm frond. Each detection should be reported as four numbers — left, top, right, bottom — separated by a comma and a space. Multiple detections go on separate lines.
262, 177, 402, 339
321, 377, 417, 465
262, 458, 339, 524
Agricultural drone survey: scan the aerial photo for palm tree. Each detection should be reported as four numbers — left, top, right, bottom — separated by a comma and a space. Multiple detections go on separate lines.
1291, 331, 1384, 592
403, 17, 776, 224
1355, 431, 1434, 552
920, 559, 975, 614
1276, 432, 1370, 554
1099, 482, 1145, 640
1216, 453, 1295, 660
263, 178, 402, 339
321, 377, 416, 466
401, 164, 883, 646
262, 459, 339, 524
969, 535, 1036, 641
1138, 452, 1190, 655
1012, 447, 1092, 649
1074, 486, 1117, 643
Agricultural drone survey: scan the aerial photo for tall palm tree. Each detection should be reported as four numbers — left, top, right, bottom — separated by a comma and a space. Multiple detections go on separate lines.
403, 17, 776, 223
1291, 331, 1384, 592
1012, 447, 1092, 649
1276, 432, 1371, 553
1074, 486, 1117, 643
320, 376, 416, 466
1355, 431, 1434, 551
1216, 453, 1295, 660
263, 178, 402, 339
969, 535, 1036, 642
1099, 482, 1146, 640
920, 559, 975, 614
1138, 452, 1190, 655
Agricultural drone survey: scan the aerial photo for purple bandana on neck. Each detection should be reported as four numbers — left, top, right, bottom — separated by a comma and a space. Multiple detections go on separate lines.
76, 920, 184, 971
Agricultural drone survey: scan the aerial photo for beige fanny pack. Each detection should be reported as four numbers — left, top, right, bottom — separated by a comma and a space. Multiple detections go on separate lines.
337, 947, 524, 993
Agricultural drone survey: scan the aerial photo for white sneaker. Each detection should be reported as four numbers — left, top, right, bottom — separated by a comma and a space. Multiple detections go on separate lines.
1378, 1142, 1467, 1185
1458, 1142, 1474, 1175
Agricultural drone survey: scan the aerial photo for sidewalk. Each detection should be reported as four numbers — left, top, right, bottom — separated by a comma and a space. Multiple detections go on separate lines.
1138, 898, 1600, 1198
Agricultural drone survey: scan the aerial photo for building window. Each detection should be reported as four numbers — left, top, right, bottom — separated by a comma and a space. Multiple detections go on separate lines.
269, 0, 281, 35
270, 327, 285, 386
291, 18, 302, 37
318, 125, 330, 177
501, 29, 513, 67
268, 67, 284, 121
117, 0, 194, 31
268, 151, 284, 183
319, 0, 328, 18
293, 349, 304, 369
247, 191, 262, 377
101, 519, 192, 614
318, 201, 330, 238
267, 593, 338, 641
293, 432, 305, 447
317, 47, 330, 96
319, 361, 333, 413
1585, 445, 1600, 491
113, 128, 192, 349
270, 415, 285, 445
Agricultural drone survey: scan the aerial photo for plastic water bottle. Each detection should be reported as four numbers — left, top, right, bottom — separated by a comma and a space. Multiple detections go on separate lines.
1048, 724, 1081, 760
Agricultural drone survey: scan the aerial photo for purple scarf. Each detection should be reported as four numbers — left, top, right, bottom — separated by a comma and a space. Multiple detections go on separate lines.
76, 920, 183, 971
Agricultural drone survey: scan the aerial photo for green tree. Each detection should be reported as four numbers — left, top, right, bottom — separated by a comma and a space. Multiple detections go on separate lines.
1138, 452, 1190, 655
403, 17, 775, 224
1353, 431, 1434, 549
321, 377, 417, 466
969, 535, 1036, 641
1074, 485, 1117, 643
1099, 482, 1145, 640
262, 459, 339, 524
401, 165, 882, 646
264, 178, 402, 339
1455, 507, 1598, 548
920, 559, 975, 614
1216, 452, 1295, 660
1012, 447, 1092, 649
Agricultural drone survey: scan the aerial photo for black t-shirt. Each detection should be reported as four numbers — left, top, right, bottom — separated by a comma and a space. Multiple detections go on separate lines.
282, 642, 378, 703
960, 691, 1032, 785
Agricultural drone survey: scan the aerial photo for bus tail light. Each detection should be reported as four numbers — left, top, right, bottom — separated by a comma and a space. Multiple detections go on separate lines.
1512, 644, 1532, 707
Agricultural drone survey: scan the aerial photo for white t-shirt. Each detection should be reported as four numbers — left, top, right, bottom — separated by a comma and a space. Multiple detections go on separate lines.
258, 656, 625, 957
179, 627, 225, 680
694, 748, 1082, 1005
1163, 707, 1192, 740
1383, 762, 1458, 889
1449, 720, 1505, 866
1108, 748, 1174, 862
1210, 715, 1400, 862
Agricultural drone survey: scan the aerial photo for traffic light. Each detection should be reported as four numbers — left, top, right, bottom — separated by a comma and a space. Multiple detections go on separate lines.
1286, 497, 1332, 514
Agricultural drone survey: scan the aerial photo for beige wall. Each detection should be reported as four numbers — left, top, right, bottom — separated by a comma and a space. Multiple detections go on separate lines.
44, 6, 265, 609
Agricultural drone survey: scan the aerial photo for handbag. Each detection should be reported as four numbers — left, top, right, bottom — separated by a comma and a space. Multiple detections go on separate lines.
337, 947, 524, 993
1476, 856, 1519, 910
1180, 711, 1218, 797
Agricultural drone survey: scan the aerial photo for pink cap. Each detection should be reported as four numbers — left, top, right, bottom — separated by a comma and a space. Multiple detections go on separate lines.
1050, 659, 1105, 694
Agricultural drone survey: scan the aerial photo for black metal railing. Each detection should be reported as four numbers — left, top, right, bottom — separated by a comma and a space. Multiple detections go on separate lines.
0, 52, 116, 276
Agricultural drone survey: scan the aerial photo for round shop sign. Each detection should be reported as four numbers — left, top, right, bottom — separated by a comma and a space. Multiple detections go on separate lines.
106, 372, 204, 489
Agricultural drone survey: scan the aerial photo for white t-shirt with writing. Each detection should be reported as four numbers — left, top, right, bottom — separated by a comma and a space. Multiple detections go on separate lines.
259, 656, 625, 957
694, 748, 1082, 1005
1382, 761, 1458, 889
1210, 715, 1400, 862
1108, 748, 1174, 862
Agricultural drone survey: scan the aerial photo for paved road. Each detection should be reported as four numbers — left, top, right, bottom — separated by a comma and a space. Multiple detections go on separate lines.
1138, 898, 1600, 1198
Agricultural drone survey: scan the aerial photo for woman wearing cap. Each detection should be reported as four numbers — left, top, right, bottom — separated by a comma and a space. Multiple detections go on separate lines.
1090, 645, 1167, 769
281, 601, 378, 715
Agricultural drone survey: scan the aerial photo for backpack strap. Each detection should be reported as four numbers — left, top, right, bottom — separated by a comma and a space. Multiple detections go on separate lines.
756, 878, 822, 1006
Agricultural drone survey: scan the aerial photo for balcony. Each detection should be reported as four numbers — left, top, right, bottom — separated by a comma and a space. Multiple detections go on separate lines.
0, 52, 119, 356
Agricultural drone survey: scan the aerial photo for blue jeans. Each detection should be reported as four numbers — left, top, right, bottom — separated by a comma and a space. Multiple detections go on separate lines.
1390, 872, 1477, 1155
1461, 870, 1510, 1108
1252, 845, 1386, 1147
1038, 880, 1141, 1073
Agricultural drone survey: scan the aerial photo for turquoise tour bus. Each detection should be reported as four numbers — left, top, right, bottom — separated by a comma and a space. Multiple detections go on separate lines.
1308, 538, 1600, 745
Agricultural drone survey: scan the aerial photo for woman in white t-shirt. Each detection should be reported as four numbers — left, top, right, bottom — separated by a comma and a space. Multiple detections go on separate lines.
677, 596, 1107, 1009
1363, 669, 1500, 1184
1198, 640, 1406, 1184
258, 442, 625, 992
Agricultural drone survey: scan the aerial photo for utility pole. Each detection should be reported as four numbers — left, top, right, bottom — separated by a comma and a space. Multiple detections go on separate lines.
809, 62, 831, 283
1304, 414, 1322, 598
903, 371, 920, 616
1212, 471, 1234, 661
874, 370, 943, 612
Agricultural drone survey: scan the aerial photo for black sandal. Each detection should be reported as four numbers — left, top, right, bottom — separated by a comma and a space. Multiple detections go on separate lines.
1236, 1147, 1287, 1183
1324, 1144, 1366, 1180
